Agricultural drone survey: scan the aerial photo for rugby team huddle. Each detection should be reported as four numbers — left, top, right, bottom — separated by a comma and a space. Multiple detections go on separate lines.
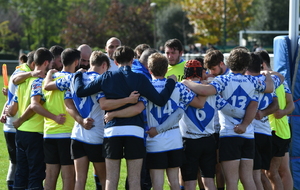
1, 37, 294, 190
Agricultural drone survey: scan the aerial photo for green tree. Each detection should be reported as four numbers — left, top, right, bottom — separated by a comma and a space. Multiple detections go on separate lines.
249, 0, 289, 47
156, 4, 194, 49
0, 20, 19, 52
181, 0, 254, 45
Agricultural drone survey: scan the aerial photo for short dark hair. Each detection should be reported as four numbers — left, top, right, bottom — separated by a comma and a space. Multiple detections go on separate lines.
27, 51, 35, 65
134, 44, 150, 59
139, 48, 158, 67
148, 53, 168, 77
113, 46, 134, 64
204, 50, 224, 69
164, 38, 183, 52
61, 48, 81, 67
227, 48, 251, 72
257, 50, 271, 68
34, 48, 53, 66
90, 51, 110, 68
247, 52, 262, 73
49, 45, 64, 58
19, 54, 27, 64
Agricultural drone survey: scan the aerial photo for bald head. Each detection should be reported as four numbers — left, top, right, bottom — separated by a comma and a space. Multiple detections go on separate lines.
77, 44, 92, 69
105, 37, 121, 59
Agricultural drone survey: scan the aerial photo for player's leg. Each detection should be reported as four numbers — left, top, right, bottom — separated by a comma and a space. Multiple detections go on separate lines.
266, 156, 283, 190
74, 156, 89, 190
58, 138, 75, 190
278, 152, 293, 190
166, 167, 180, 190
253, 170, 264, 190
261, 169, 272, 190
4, 132, 17, 190
150, 169, 165, 190
105, 158, 121, 190
239, 159, 256, 190
43, 138, 60, 190
93, 162, 106, 189
214, 133, 225, 190
221, 160, 239, 190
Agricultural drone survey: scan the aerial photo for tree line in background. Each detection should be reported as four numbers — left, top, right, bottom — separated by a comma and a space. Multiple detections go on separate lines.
0, 0, 291, 54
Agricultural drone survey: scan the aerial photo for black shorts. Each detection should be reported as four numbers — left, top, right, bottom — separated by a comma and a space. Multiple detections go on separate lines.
181, 136, 216, 181
103, 136, 146, 159
272, 131, 291, 157
219, 137, 254, 162
71, 139, 105, 162
253, 133, 272, 170
44, 138, 73, 165
146, 149, 183, 169
4, 132, 16, 164
213, 133, 220, 149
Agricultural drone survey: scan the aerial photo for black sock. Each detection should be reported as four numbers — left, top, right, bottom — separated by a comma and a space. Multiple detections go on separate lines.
218, 188, 225, 190
94, 175, 102, 190
7, 181, 13, 190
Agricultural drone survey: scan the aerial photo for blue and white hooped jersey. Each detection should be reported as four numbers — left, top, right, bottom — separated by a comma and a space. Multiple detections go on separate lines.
4, 68, 26, 132
253, 75, 281, 135
146, 79, 195, 153
62, 72, 105, 145
210, 72, 266, 139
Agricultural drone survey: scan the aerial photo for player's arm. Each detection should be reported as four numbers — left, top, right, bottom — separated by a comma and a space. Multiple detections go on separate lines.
138, 76, 176, 106
12, 70, 45, 85
147, 108, 184, 137
31, 95, 66, 124
0, 102, 8, 123
181, 80, 217, 96
189, 95, 207, 109
64, 99, 94, 130
99, 91, 140, 111
43, 69, 58, 91
104, 101, 145, 123
262, 72, 274, 93
74, 72, 103, 97
255, 97, 279, 120
7, 101, 18, 117
273, 93, 295, 119
234, 100, 258, 134
13, 104, 36, 129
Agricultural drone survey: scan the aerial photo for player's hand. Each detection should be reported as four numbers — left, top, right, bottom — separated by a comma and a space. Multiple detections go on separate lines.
168, 74, 177, 82
55, 114, 66, 124
234, 124, 247, 134
255, 110, 263, 120
128, 91, 140, 104
0, 114, 7, 123
146, 127, 158, 138
104, 112, 114, 123
2, 87, 8, 96
13, 119, 22, 129
31, 70, 46, 78
82, 118, 94, 130
273, 109, 285, 119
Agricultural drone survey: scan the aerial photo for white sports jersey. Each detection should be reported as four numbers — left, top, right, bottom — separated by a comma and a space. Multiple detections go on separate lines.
4, 69, 26, 132
59, 72, 105, 145
146, 79, 195, 153
210, 72, 266, 139
253, 75, 281, 135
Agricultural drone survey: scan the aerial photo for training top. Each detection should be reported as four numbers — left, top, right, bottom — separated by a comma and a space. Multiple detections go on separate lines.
210, 72, 266, 139
14, 77, 44, 133
166, 59, 186, 82
74, 65, 175, 129
268, 81, 292, 139
42, 71, 74, 138
146, 78, 195, 153
4, 63, 31, 132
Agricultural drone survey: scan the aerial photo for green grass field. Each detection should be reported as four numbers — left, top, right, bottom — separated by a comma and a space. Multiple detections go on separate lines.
0, 75, 244, 189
